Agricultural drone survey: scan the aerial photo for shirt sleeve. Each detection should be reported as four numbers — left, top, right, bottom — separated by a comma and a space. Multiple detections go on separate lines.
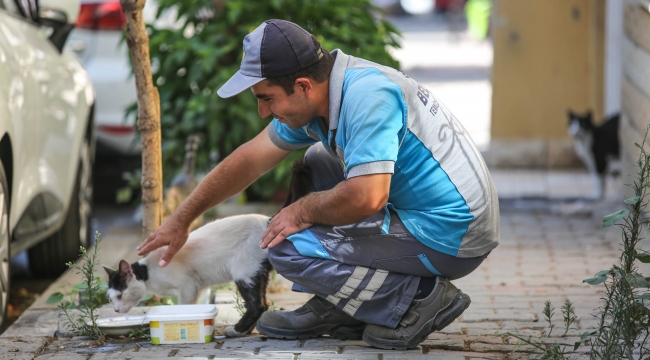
340, 69, 405, 178
267, 118, 318, 151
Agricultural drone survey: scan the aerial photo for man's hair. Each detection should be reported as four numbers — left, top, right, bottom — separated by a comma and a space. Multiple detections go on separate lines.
266, 35, 334, 95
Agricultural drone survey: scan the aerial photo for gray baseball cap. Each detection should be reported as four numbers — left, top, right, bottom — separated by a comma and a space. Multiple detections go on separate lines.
217, 19, 324, 98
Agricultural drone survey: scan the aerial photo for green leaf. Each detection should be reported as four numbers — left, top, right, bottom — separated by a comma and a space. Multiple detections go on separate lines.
601, 210, 629, 227
583, 276, 608, 285
46, 292, 64, 305
116, 187, 133, 204
626, 274, 650, 288
624, 196, 641, 205
636, 292, 650, 300
595, 270, 611, 277
636, 252, 650, 263
574, 331, 598, 350
72, 282, 89, 292
60, 300, 76, 310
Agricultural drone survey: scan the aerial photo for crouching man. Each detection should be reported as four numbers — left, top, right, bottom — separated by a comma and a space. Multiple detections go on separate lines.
137, 19, 499, 349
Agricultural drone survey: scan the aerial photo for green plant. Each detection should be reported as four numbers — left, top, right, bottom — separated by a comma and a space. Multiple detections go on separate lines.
115, 169, 142, 204
128, 326, 151, 340
579, 124, 650, 359
560, 301, 577, 337
543, 300, 555, 336
144, 0, 401, 200
234, 289, 246, 317
51, 232, 107, 343
498, 300, 577, 359
46, 278, 109, 308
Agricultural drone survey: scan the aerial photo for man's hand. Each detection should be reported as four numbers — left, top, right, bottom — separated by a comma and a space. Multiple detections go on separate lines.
261, 201, 313, 249
137, 215, 190, 267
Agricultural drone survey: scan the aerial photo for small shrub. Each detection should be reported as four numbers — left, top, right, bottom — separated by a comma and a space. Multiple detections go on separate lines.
50, 232, 107, 343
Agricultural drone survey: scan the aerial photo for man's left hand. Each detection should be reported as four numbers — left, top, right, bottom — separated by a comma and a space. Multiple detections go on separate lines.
261, 202, 312, 249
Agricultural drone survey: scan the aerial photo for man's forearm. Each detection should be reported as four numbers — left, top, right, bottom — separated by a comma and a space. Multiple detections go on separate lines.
297, 176, 388, 226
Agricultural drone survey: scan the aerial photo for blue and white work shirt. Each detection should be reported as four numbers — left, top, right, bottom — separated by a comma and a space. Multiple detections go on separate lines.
268, 49, 499, 258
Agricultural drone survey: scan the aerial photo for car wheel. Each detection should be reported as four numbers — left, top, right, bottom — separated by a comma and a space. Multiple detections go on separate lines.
28, 131, 94, 278
0, 161, 10, 329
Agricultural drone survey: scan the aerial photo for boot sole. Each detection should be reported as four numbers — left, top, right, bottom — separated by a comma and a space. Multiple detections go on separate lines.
256, 319, 366, 340
362, 291, 471, 350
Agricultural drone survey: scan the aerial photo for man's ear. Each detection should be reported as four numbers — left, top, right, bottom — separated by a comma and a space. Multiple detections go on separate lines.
294, 77, 313, 96
103, 265, 115, 277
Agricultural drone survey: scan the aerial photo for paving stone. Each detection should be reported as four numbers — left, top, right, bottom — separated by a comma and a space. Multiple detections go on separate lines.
6, 191, 635, 358
0, 310, 59, 338
0, 337, 53, 360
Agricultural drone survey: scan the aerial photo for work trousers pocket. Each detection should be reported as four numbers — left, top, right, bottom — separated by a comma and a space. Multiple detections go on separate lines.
371, 255, 439, 278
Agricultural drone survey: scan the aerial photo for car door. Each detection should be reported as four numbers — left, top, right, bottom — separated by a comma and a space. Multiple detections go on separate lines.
0, 3, 92, 235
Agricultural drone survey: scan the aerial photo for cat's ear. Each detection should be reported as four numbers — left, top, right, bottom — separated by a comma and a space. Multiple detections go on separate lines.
102, 265, 115, 277
118, 260, 133, 279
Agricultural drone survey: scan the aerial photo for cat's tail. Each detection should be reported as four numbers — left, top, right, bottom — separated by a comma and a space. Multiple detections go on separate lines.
181, 133, 204, 177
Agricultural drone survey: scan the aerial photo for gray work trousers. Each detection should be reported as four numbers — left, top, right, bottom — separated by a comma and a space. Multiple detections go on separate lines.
268, 143, 488, 328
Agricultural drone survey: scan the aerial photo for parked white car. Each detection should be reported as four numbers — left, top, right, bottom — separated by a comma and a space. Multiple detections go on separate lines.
0, 0, 95, 326
66, 0, 170, 157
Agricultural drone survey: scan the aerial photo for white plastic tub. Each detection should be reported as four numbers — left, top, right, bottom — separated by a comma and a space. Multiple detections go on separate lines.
146, 304, 218, 344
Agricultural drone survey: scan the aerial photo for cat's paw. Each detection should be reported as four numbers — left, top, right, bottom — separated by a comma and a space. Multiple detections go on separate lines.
225, 326, 245, 338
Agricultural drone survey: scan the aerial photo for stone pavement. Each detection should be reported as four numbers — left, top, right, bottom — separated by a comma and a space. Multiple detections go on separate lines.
1, 170, 635, 359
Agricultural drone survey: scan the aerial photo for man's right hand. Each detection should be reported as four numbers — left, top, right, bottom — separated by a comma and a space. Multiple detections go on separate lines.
136, 215, 190, 267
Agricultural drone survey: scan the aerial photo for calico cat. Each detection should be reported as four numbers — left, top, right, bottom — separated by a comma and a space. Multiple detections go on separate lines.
103, 160, 314, 338
567, 110, 620, 200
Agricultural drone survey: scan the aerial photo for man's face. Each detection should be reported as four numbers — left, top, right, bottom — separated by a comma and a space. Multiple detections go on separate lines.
251, 80, 314, 130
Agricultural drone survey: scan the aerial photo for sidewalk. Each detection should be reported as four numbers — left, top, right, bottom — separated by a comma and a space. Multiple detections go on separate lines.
0, 170, 628, 359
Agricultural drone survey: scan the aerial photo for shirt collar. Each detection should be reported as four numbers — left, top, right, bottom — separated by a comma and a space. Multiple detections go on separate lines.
327, 49, 350, 131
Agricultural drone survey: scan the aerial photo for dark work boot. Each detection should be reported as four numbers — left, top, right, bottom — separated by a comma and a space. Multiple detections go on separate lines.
362, 277, 470, 350
256, 296, 366, 340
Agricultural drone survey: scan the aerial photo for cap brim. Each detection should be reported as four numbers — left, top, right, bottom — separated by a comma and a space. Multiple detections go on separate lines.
217, 71, 266, 98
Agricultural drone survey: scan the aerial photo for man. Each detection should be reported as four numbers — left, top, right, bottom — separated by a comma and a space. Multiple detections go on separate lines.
137, 19, 499, 349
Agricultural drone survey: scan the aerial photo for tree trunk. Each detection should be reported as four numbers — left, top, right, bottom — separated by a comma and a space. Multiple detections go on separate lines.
120, 0, 163, 236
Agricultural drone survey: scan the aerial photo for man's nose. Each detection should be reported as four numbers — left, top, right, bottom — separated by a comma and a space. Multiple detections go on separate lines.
258, 99, 271, 118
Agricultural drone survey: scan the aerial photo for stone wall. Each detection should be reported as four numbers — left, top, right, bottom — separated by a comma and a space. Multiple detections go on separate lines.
621, 0, 650, 218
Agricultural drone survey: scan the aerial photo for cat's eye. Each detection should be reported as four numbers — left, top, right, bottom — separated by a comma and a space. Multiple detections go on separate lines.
117, 295, 122, 300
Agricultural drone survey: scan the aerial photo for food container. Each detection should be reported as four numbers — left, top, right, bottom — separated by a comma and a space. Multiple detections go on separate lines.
146, 304, 218, 344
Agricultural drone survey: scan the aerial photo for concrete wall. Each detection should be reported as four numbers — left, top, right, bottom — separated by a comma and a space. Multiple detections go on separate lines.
489, 0, 605, 168
621, 0, 650, 218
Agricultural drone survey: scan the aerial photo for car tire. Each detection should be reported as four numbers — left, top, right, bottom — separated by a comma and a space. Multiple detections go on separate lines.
0, 161, 10, 329
28, 129, 94, 278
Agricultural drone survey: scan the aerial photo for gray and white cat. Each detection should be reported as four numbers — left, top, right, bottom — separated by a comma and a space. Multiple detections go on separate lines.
103, 160, 314, 337
103, 214, 272, 337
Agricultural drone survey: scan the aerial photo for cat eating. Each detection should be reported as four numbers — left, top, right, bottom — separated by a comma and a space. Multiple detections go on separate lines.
103, 214, 272, 337
103, 160, 313, 337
